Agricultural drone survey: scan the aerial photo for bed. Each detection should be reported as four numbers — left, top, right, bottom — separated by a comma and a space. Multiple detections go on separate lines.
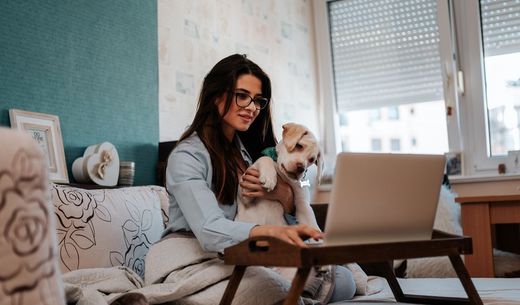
340, 277, 520, 304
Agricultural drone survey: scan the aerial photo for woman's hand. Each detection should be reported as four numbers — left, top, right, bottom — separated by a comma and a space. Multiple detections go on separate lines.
249, 224, 323, 247
240, 167, 295, 213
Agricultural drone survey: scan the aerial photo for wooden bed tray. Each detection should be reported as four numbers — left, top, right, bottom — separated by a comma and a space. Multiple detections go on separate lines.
219, 230, 483, 305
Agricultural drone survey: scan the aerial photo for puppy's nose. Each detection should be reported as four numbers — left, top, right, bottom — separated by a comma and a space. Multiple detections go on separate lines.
296, 164, 305, 174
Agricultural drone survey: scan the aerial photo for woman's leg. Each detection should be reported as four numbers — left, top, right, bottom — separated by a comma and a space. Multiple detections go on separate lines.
179, 266, 293, 305
328, 265, 356, 303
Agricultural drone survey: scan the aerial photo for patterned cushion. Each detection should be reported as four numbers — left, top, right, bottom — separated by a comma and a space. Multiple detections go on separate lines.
51, 184, 169, 278
0, 128, 65, 305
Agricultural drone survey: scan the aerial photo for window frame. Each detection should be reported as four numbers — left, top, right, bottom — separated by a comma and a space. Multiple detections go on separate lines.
452, 0, 507, 174
313, 0, 506, 176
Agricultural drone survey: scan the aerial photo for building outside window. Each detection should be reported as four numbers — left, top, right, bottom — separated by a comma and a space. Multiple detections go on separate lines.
339, 112, 349, 126
387, 106, 400, 121
371, 138, 382, 151
341, 137, 349, 151
368, 109, 381, 124
390, 138, 401, 152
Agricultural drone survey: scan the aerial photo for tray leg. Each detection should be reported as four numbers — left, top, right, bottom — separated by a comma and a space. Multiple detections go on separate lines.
219, 265, 247, 305
449, 255, 484, 305
283, 267, 311, 305
377, 260, 480, 305
374, 261, 407, 300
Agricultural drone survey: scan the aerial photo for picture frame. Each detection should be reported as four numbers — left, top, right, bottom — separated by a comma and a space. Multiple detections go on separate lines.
506, 150, 520, 174
9, 109, 69, 183
445, 151, 463, 176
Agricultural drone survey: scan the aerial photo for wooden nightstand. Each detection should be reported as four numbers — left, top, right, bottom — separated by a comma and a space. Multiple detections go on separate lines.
456, 194, 520, 277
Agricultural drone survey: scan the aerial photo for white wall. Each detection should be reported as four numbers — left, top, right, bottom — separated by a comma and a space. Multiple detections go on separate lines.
158, 0, 320, 141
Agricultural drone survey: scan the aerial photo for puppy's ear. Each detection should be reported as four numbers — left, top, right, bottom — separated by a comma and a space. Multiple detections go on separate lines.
315, 151, 325, 184
282, 123, 308, 151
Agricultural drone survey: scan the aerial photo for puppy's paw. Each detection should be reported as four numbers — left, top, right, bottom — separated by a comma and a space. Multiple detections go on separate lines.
254, 156, 278, 192
259, 172, 277, 192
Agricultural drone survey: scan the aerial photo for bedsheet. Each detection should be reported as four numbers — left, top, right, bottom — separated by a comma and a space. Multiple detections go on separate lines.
332, 278, 520, 304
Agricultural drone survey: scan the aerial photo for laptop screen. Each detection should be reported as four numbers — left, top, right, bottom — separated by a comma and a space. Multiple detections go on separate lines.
323, 153, 445, 246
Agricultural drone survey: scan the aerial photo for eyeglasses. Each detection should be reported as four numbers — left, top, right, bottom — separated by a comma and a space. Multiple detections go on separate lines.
234, 91, 269, 110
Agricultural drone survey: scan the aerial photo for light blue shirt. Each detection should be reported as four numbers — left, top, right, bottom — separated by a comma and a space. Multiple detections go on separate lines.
162, 133, 257, 252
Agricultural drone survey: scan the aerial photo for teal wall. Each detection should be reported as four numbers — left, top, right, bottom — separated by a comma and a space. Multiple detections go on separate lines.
0, 1, 158, 185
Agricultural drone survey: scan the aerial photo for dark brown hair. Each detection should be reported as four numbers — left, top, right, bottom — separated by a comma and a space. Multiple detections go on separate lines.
178, 54, 276, 204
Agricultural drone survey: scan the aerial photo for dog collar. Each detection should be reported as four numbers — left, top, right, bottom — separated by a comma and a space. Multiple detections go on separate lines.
261, 147, 277, 161
261, 147, 310, 188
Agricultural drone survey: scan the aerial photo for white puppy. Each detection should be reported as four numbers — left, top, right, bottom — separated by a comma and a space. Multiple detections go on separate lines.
236, 123, 323, 231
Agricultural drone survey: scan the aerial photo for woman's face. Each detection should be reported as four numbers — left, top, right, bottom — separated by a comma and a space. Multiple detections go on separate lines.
218, 74, 263, 141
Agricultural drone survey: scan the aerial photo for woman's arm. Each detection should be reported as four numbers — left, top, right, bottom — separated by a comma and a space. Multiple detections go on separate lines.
166, 142, 256, 252
240, 167, 295, 214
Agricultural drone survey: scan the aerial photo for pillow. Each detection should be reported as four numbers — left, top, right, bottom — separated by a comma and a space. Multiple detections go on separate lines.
0, 128, 65, 305
51, 184, 168, 278
405, 185, 461, 277
404, 185, 520, 278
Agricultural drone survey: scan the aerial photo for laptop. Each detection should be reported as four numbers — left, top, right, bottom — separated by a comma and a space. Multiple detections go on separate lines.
322, 152, 445, 246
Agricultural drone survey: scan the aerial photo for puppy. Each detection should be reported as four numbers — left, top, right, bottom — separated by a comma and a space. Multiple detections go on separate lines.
235, 123, 329, 286
236, 123, 323, 231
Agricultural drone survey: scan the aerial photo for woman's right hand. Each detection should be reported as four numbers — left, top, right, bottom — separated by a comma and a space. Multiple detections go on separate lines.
240, 167, 296, 215
249, 224, 323, 247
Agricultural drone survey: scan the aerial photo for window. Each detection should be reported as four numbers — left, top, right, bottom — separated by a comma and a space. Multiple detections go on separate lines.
516, 106, 520, 128
314, 0, 520, 176
390, 138, 401, 151
387, 106, 400, 121
454, 0, 520, 173
369, 109, 381, 123
481, 0, 520, 155
339, 112, 348, 126
324, 0, 449, 155
371, 138, 382, 151
342, 137, 349, 151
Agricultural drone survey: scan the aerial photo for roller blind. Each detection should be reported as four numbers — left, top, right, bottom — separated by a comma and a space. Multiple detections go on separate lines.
328, 0, 444, 111
481, 0, 520, 57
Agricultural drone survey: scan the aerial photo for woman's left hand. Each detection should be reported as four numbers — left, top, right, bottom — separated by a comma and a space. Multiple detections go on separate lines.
240, 167, 295, 214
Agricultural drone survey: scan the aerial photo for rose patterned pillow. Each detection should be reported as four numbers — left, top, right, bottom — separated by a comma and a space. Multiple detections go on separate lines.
0, 128, 65, 305
51, 184, 168, 278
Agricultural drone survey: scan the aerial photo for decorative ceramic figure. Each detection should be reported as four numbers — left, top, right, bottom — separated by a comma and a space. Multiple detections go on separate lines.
72, 142, 120, 186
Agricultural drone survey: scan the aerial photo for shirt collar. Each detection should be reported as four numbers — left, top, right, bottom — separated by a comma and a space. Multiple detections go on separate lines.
235, 135, 253, 166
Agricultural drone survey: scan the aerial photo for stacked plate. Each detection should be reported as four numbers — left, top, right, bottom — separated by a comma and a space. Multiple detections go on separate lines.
118, 161, 135, 186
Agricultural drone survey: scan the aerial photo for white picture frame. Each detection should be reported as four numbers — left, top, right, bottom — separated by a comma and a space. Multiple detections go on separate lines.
445, 151, 463, 176
506, 150, 520, 174
9, 109, 69, 183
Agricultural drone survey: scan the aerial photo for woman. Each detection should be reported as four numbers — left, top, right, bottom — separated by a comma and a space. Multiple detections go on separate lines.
162, 54, 355, 304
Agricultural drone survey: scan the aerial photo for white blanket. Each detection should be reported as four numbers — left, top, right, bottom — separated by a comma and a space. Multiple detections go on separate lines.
64, 234, 362, 305
62, 233, 386, 305
63, 234, 239, 305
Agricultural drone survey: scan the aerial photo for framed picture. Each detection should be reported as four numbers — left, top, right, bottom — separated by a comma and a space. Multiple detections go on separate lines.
506, 150, 520, 174
445, 151, 463, 176
9, 109, 69, 183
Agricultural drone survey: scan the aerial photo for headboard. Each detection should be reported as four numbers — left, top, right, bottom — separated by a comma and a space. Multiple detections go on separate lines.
157, 141, 178, 186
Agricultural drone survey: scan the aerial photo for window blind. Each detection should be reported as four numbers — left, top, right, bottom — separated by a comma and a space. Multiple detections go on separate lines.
328, 0, 444, 111
481, 0, 520, 57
